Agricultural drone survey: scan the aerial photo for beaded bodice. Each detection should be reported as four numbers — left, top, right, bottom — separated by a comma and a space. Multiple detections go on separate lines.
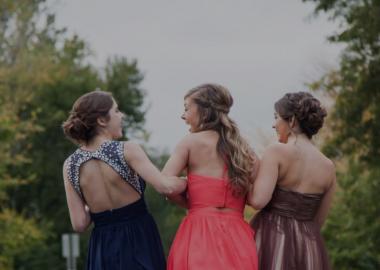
65, 140, 145, 199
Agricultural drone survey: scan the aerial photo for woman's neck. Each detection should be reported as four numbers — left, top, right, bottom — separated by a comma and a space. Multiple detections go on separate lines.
287, 133, 311, 145
82, 134, 112, 151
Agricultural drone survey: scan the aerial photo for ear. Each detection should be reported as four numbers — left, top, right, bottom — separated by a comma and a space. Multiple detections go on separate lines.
97, 116, 108, 127
289, 115, 297, 129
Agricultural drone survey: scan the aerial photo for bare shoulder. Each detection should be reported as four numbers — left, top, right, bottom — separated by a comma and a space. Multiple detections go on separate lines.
176, 132, 212, 149
264, 142, 289, 156
190, 130, 218, 144
315, 147, 335, 169
322, 155, 336, 176
123, 141, 141, 153
62, 157, 73, 184
63, 157, 69, 169
178, 133, 195, 146
321, 155, 336, 190
262, 143, 294, 165
313, 149, 336, 187
62, 157, 72, 175
122, 141, 145, 162
188, 131, 206, 140
325, 157, 335, 170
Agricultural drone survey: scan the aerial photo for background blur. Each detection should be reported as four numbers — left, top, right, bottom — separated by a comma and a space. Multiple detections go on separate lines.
0, 0, 379, 269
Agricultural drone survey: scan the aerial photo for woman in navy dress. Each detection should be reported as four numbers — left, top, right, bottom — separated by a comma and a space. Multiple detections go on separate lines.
62, 90, 186, 270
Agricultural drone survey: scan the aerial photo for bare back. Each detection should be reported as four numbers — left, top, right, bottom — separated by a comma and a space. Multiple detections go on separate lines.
250, 137, 336, 227
277, 139, 334, 194
164, 130, 246, 212
79, 160, 141, 213
186, 130, 226, 178
65, 141, 145, 215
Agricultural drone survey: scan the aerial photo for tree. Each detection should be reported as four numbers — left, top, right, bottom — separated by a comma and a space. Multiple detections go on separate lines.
0, 210, 49, 270
303, 0, 380, 269
0, 1, 56, 268
0, 1, 148, 268
144, 148, 186, 254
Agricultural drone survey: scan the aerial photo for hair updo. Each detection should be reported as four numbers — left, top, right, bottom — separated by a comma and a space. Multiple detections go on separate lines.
185, 83, 233, 128
62, 90, 114, 144
274, 92, 327, 138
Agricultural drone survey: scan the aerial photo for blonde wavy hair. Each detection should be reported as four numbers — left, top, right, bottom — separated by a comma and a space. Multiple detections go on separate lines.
185, 84, 257, 196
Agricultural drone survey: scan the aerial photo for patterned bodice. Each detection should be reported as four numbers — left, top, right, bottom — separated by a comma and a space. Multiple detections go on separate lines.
65, 140, 145, 199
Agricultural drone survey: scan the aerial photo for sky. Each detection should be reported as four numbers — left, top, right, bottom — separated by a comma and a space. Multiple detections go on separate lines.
51, 0, 343, 152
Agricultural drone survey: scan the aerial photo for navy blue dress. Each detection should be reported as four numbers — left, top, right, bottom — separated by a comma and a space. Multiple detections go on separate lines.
65, 140, 166, 270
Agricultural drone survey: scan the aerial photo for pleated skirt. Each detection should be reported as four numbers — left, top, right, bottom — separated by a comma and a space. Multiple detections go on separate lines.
167, 208, 258, 270
251, 210, 331, 270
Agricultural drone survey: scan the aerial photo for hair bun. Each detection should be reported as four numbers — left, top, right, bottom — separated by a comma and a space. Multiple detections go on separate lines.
63, 115, 91, 143
295, 94, 327, 137
62, 90, 114, 144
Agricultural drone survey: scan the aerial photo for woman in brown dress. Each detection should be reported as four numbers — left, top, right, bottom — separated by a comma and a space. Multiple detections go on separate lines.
248, 92, 336, 270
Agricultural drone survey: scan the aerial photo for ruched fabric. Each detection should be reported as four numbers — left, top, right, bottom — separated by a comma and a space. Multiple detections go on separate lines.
251, 187, 331, 270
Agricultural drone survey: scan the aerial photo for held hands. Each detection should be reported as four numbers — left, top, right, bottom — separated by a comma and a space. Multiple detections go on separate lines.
166, 176, 187, 195
165, 177, 189, 209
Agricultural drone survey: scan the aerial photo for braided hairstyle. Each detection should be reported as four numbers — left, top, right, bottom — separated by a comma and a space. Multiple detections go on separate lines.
185, 84, 257, 196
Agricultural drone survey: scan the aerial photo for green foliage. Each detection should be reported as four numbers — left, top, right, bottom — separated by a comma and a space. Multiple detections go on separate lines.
304, 0, 380, 268
105, 57, 146, 137
0, 209, 48, 270
145, 148, 186, 254
0, 1, 148, 269
322, 161, 380, 270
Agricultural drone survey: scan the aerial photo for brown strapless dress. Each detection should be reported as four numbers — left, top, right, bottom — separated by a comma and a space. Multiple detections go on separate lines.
250, 186, 331, 270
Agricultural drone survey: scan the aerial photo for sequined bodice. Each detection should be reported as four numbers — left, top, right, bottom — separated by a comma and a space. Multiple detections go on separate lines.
187, 174, 246, 212
65, 140, 145, 198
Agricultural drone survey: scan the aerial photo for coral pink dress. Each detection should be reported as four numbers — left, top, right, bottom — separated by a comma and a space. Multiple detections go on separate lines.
167, 171, 258, 270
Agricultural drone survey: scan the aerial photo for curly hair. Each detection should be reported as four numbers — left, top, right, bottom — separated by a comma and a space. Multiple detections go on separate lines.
62, 90, 114, 144
274, 92, 327, 138
185, 84, 257, 196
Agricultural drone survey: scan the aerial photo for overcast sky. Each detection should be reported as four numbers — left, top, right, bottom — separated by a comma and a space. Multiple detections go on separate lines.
52, 0, 342, 152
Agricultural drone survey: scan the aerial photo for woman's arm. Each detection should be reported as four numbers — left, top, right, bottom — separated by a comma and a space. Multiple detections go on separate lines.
314, 163, 336, 228
63, 162, 91, 233
246, 150, 261, 205
124, 142, 187, 195
161, 137, 191, 208
247, 144, 280, 210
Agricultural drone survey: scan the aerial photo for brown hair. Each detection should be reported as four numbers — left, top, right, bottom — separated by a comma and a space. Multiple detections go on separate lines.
274, 92, 327, 138
62, 90, 114, 144
185, 84, 257, 196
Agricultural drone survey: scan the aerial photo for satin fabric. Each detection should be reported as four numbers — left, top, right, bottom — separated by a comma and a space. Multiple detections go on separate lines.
251, 187, 331, 270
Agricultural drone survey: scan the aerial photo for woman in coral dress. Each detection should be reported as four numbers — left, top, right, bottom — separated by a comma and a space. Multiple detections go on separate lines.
163, 84, 259, 270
